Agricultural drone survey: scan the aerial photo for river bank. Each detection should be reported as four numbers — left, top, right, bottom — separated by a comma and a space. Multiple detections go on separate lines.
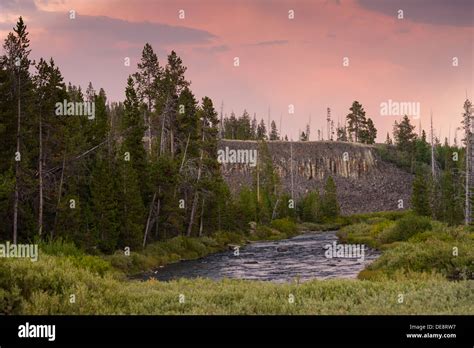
1, 254, 472, 314
137, 231, 380, 282
1, 211, 472, 314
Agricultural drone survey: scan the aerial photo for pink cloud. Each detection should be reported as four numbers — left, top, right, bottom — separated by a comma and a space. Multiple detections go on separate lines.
0, 0, 471, 141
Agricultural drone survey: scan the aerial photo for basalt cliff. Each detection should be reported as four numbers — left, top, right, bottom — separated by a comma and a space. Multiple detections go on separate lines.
218, 140, 413, 215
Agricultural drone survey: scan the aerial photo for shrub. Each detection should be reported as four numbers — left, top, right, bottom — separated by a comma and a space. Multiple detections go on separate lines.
66, 255, 111, 276
365, 217, 388, 225
1, 256, 473, 314
366, 238, 474, 280
0, 283, 22, 314
300, 221, 344, 232
378, 214, 432, 244
213, 230, 245, 246
357, 269, 386, 281
107, 252, 157, 274
298, 191, 321, 222
39, 238, 84, 257
343, 210, 408, 224
182, 238, 208, 258
199, 236, 220, 249
270, 218, 298, 237
336, 223, 371, 244
253, 225, 280, 240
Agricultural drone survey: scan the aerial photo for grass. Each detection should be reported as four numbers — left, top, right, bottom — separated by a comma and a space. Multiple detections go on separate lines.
1, 255, 472, 314
1, 212, 473, 315
106, 233, 242, 276
336, 213, 474, 281
299, 210, 409, 234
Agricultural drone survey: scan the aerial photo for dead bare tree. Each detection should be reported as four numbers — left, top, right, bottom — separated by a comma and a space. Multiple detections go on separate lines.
38, 105, 43, 236
187, 114, 207, 237
13, 55, 21, 245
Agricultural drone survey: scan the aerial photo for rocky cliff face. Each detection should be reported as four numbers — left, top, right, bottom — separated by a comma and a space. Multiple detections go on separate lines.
218, 140, 413, 215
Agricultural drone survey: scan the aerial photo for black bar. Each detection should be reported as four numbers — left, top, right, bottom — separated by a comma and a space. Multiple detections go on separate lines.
0, 315, 472, 347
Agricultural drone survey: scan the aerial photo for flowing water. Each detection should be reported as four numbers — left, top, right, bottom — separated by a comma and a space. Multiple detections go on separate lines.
139, 231, 380, 283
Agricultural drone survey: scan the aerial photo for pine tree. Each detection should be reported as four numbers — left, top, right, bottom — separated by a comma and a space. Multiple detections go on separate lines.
393, 115, 417, 153
299, 191, 321, 222
153, 50, 188, 157
53, 82, 96, 244
224, 111, 238, 139
276, 193, 296, 219
414, 130, 431, 165
299, 131, 308, 141
93, 88, 109, 143
187, 96, 219, 236
2, 17, 35, 243
176, 86, 200, 157
437, 168, 463, 225
254, 141, 280, 223
256, 119, 267, 140
321, 176, 340, 218
411, 168, 431, 216
269, 120, 279, 140
236, 110, 252, 140
0, 50, 15, 240
116, 76, 147, 248
133, 43, 162, 154
117, 157, 146, 249
346, 101, 367, 143
33, 58, 67, 237
236, 187, 257, 228
336, 125, 348, 141
122, 76, 148, 197
90, 151, 120, 252
251, 114, 257, 139
364, 118, 377, 144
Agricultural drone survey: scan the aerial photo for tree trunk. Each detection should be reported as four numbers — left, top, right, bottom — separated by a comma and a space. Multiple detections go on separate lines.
147, 110, 152, 154
38, 110, 43, 236
52, 153, 66, 239
154, 187, 162, 238
170, 128, 174, 158
159, 97, 169, 156
199, 197, 205, 237
187, 114, 206, 237
180, 133, 191, 172
13, 71, 20, 244
271, 198, 280, 220
143, 192, 157, 248
187, 144, 204, 236
172, 132, 191, 200
187, 190, 199, 237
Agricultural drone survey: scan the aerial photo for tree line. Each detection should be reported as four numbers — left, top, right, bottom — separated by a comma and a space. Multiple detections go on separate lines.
221, 100, 378, 144
222, 110, 282, 141
0, 18, 341, 253
381, 108, 472, 226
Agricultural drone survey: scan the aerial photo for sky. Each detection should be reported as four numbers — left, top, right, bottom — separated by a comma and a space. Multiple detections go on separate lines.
0, 0, 472, 142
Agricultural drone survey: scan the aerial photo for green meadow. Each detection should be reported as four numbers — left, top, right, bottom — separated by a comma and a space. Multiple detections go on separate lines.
1, 212, 473, 315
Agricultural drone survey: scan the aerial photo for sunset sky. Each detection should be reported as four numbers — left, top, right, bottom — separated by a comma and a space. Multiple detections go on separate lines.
1, 0, 472, 142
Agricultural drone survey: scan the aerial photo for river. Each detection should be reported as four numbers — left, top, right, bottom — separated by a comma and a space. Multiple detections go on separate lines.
139, 231, 380, 283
